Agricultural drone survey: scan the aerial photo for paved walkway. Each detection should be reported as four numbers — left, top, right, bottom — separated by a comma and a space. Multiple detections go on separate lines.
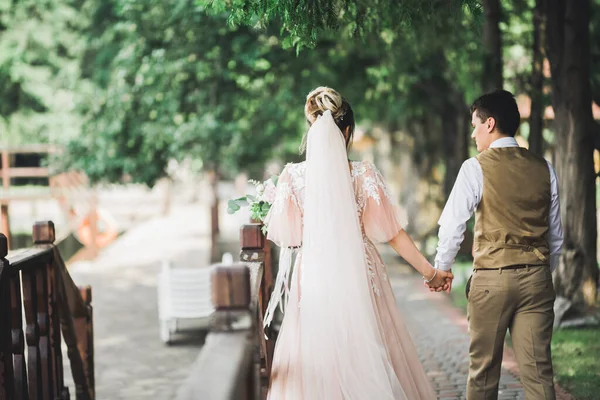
65, 204, 218, 400
389, 266, 524, 400
390, 265, 572, 400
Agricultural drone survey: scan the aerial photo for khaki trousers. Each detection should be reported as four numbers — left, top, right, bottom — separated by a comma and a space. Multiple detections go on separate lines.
466, 265, 556, 400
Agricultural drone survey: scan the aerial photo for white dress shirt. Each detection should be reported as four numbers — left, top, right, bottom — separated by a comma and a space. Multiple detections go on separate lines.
435, 137, 564, 272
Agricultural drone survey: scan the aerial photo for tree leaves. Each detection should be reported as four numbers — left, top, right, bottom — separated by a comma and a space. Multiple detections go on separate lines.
0, 0, 90, 146
201, 0, 482, 49
54, 0, 488, 190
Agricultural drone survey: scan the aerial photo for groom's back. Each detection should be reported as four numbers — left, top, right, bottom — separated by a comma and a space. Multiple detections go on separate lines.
473, 147, 551, 269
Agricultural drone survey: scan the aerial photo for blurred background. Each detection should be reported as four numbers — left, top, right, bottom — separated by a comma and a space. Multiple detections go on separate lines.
0, 0, 599, 398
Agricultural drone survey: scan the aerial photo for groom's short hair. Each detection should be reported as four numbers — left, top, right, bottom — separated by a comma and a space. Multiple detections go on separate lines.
470, 90, 520, 137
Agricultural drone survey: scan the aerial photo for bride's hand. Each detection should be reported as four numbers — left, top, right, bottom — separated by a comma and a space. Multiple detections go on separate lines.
425, 269, 453, 290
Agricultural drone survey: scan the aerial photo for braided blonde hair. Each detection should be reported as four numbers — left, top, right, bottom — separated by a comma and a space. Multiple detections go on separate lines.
300, 86, 355, 154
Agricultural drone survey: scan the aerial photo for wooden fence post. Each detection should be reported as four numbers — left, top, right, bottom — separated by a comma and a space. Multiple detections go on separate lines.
210, 264, 256, 400
33, 221, 68, 399
9, 238, 28, 400
239, 223, 273, 397
210, 264, 252, 330
21, 231, 47, 399
0, 233, 15, 399
1, 151, 11, 249
77, 286, 94, 399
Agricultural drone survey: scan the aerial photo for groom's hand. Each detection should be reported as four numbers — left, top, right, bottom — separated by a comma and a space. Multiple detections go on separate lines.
425, 269, 453, 292
426, 269, 453, 293
444, 272, 453, 293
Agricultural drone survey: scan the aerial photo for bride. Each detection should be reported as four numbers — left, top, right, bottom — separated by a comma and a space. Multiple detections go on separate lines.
263, 87, 451, 399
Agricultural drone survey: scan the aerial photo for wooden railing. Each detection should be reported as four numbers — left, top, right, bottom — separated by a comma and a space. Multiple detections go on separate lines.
177, 223, 275, 400
0, 221, 94, 400
0, 146, 60, 249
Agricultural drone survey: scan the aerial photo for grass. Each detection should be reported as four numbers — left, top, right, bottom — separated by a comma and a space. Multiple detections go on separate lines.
445, 260, 600, 399
447, 260, 472, 313
551, 328, 600, 400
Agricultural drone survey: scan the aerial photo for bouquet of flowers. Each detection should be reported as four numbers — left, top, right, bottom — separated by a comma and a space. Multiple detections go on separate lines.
227, 176, 279, 228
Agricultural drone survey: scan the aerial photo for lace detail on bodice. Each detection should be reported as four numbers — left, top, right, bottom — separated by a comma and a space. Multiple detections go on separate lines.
275, 161, 390, 217
269, 160, 396, 296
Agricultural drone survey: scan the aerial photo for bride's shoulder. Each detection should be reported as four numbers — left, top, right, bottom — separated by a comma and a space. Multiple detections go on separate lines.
282, 161, 306, 176
351, 160, 379, 178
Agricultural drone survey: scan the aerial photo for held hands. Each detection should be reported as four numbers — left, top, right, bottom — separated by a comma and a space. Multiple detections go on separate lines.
423, 268, 453, 293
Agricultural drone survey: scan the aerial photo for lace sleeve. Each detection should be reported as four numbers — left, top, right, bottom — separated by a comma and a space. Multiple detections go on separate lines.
264, 164, 303, 247
361, 162, 407, 243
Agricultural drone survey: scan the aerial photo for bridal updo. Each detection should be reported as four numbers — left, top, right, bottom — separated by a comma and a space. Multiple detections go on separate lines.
301, 86, 355, 153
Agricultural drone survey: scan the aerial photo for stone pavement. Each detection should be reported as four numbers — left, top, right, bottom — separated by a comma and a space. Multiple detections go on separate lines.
389, 266, 525, 400
390, 265, 572, 400
64, 204, 220, 400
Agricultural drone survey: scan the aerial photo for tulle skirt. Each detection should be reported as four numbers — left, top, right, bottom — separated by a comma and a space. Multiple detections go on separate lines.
266, 243, 436, 400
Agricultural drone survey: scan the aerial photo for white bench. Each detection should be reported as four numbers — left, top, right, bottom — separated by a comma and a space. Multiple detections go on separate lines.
158, 260, 217, 344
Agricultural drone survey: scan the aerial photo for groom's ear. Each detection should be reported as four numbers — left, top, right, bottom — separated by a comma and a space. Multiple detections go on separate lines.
486, 117, 497, 133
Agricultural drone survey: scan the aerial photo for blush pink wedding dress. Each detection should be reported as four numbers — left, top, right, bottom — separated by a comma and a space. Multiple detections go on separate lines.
263, 111, 435, 400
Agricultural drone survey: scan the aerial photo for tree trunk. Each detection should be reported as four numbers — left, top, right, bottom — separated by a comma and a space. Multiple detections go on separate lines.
442, 101, 470, 199
482, 0, 504, 92
529, 0, 545, 156
545, 0, 599, 312
209, 169, 220, 263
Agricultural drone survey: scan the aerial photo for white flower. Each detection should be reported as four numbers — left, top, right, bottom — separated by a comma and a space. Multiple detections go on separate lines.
262, 180, 277, 204
256, 184, 265, 196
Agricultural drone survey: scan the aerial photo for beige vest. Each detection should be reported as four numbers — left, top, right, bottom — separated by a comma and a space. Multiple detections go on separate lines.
473, 147, 551, 269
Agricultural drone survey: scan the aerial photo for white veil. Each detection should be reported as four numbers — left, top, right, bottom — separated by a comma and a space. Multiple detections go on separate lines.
297, 110, 405, 399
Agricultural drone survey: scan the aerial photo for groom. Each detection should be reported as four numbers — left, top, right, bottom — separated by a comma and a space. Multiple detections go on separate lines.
432, 90, 563, 400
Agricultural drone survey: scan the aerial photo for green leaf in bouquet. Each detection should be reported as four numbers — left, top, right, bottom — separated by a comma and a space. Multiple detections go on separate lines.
261, 202, 271, 213
233, 196, 249, 206
227, 199, 242, 214
246, 194, 258, 203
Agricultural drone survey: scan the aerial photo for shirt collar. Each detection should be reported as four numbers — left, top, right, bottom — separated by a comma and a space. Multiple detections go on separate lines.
489, 137, 519, 149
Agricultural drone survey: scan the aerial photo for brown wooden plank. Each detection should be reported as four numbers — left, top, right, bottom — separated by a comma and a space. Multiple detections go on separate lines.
33, 221, 56, 245
50, 248, 87, 318
35, 264, 52, 400
1, 205, 9, 251
1, 150, 9, 249
0, 193, 54, 204
0, 256, 16, 400
56, 261, 92, 400
211, 265, 251, 310
21, 265, 42, 399
48, 258, 64, 399
33, 222, 64, 398
260, 237, 275, 383
1, 151, 9, 189
10, 268, 28, 400
7, 247, 53, 273
76, 287, 94, 399
2, 167, 50, 178
176, 332, 255, 400
240, 224, 264, 250
240, 224, 273, 394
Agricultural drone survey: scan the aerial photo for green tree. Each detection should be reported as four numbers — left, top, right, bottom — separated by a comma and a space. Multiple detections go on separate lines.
69, 0, 303, 185
0, 0, 91, 146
